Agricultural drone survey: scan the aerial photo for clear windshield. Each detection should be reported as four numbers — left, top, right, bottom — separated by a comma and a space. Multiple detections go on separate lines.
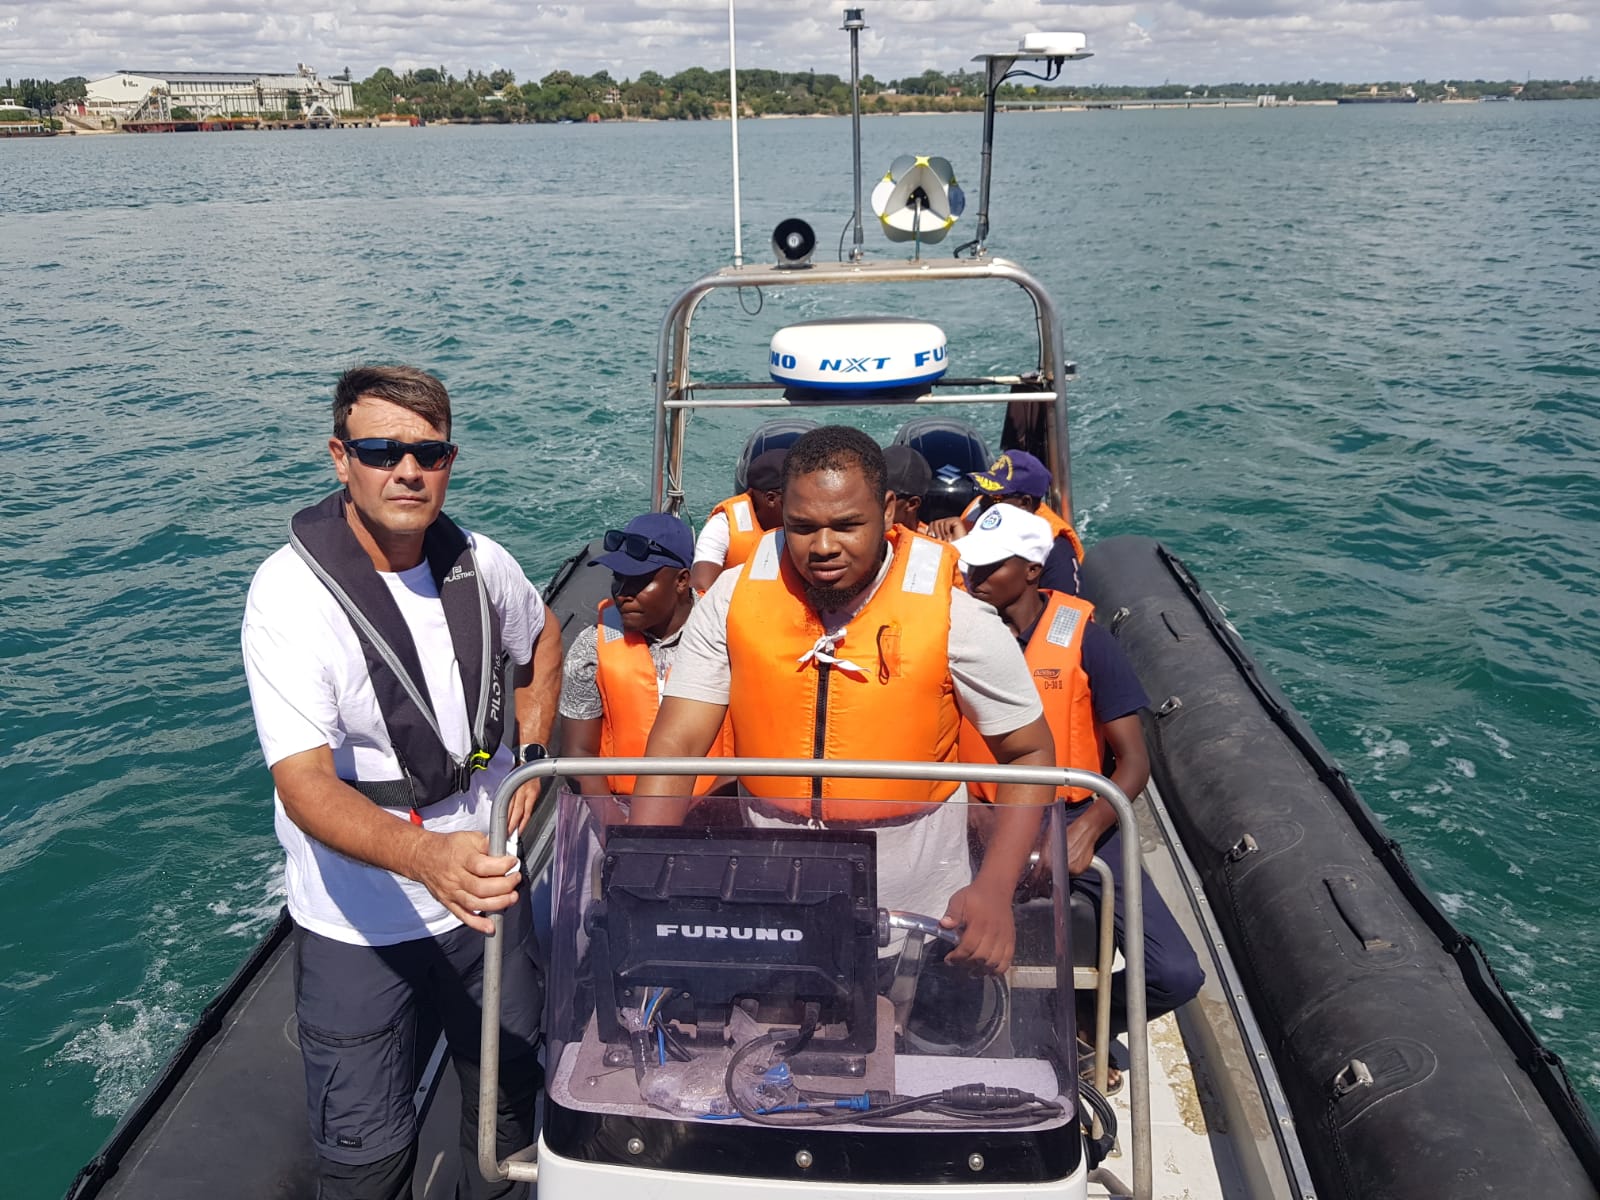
543, 786, 1078, 1133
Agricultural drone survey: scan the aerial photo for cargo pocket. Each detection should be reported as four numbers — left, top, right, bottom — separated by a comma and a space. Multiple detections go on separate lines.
298, 1018, 414, 1163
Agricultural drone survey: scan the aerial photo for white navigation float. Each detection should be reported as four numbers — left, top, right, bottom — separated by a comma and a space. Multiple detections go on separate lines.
768, 317, 948, 394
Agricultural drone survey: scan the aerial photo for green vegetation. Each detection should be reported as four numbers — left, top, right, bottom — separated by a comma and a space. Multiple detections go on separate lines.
1009, 77, 1600, 102
171, 106, 196, 121
344, 66, 1600, 121
348, 65, 1000, 122
5, 69, 1596, 129
1, 76, 86, 110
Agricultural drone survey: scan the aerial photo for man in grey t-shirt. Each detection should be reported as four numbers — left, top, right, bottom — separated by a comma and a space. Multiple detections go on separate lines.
632, 426, 1056, 976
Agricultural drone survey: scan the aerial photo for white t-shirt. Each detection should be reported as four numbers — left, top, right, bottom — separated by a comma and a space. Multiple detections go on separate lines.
691, 510, 732, 566
242, 530, 545, 947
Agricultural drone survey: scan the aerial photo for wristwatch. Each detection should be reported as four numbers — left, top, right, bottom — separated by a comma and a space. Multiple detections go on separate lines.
513, 743, 548, 767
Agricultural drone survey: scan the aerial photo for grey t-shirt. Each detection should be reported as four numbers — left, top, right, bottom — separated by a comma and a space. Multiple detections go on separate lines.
663, 541, 1043, 735
559, 620, 687, 722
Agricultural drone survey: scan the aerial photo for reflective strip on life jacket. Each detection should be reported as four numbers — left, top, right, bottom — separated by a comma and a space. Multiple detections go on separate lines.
710, 494, 764, 569
725, 525, 960, 821
892, 524, 966, 591
958, 590, 1098, 804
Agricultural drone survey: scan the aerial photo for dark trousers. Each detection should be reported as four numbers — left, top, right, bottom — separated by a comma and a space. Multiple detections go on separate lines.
1066, 805, 1206, 1031
293, 897, 544, 1200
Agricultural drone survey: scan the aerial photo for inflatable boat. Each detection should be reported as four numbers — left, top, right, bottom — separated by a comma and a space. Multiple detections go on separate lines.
64, 13, 1600, 1200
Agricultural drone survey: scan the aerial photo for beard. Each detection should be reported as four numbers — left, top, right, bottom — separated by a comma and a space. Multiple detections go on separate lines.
802, 542, 887, 613
804, 574, 874, 614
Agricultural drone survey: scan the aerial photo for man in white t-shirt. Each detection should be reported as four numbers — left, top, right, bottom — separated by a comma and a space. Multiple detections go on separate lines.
242, 365, 561, 1200
687, 448, 788, 591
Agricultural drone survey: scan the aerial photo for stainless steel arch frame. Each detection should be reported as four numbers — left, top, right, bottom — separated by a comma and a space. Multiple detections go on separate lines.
650, 257, 1075, 520
477, 756, 1150, 1200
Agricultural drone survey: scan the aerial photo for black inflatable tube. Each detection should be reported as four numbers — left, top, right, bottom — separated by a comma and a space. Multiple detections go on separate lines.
62, 910, 295, 1200
1082, 535, 1600, 1200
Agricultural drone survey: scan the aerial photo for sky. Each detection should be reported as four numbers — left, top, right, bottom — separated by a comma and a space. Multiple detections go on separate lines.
3, 0, 1597, 86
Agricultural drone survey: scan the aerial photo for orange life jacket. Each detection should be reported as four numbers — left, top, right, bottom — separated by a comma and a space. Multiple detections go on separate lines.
594, 599, 727, 795
960, 497, 1084, 563
709, 494, 765, 569
725, 525, 961, 821
958, 590, 1099, 804
1037, 503, 1085, 563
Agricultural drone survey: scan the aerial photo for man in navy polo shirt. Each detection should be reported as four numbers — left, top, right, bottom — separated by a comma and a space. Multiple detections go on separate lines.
928, 449, 1085, 596
952, 505, 1204, 1072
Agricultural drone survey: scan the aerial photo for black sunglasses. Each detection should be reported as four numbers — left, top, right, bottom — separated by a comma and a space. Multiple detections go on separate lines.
603, 529, 688, 568
341, 438, 458, 470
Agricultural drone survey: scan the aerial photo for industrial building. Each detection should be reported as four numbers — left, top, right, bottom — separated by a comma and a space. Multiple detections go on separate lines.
84, 66, 355, 121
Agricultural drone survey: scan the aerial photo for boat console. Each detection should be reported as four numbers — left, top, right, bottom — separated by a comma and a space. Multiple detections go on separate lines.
528, 787, 1088, 1191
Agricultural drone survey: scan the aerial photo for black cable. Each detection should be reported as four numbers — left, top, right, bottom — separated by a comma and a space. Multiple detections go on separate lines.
661, 1025, 694, 1063
721, 1004, 1062, 1130
740, 1081, 1065, 1129
723, 1019, 818, 1124
1077, 1076, 1118, 1168
784, 1004, 821, 1057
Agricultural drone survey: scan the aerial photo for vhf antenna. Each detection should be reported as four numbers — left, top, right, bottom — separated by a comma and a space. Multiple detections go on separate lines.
844, 7, 867, 262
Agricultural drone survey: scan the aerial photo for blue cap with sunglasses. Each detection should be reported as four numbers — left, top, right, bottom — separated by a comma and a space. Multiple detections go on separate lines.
591, 512, 695, 576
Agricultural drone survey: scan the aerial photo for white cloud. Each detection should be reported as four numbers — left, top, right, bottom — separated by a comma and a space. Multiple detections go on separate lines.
3, 0, 1597, 84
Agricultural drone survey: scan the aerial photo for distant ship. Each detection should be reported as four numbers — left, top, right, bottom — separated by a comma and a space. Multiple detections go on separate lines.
1337, 87, 1419, 104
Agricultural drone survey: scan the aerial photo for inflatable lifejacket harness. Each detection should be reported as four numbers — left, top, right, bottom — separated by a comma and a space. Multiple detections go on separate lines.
289, 490, 507, 812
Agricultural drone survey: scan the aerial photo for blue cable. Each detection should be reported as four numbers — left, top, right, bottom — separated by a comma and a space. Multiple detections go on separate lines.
697, 1094, 875, 1121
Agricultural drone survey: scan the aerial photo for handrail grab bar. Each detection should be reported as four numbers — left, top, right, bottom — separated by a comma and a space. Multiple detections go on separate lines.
651, 256, 1074, 521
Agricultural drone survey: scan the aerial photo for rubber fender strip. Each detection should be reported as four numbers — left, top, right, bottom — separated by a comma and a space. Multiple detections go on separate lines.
1152, 544, 1600, 1179
62, 909, 295, 1200
543, 545, 590, 631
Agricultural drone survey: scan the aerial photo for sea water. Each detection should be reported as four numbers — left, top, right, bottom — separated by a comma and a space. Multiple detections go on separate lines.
3, 103, 1598, 1195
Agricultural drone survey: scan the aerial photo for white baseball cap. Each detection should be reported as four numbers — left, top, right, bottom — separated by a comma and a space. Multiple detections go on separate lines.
951, 503, 1054, 567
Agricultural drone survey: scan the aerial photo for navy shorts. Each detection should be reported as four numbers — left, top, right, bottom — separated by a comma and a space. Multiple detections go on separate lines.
293, 897, 544, 1168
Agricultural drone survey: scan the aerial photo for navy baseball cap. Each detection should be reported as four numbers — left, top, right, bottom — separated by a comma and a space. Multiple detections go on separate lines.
591, 512, 695, 575
970, 449, 1051, 499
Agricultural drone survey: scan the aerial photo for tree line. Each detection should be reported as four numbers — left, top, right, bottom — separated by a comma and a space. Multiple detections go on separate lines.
6, 69, 1597, 123
347, 65, 974, 121
2, 76, 88, 111
348, 66, 1600, 120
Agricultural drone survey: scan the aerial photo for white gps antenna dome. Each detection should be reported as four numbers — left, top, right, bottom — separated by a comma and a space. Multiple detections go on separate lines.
871, 155, 965, 245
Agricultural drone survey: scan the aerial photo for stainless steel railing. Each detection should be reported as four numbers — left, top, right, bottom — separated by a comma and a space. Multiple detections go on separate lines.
477, 756, 1149, 1200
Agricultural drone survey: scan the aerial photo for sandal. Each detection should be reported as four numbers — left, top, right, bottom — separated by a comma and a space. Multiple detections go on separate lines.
1076, 1035, 1124, 1096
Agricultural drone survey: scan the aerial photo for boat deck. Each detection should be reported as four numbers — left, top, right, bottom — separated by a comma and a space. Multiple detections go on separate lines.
1090, 1012, 1239, 1199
